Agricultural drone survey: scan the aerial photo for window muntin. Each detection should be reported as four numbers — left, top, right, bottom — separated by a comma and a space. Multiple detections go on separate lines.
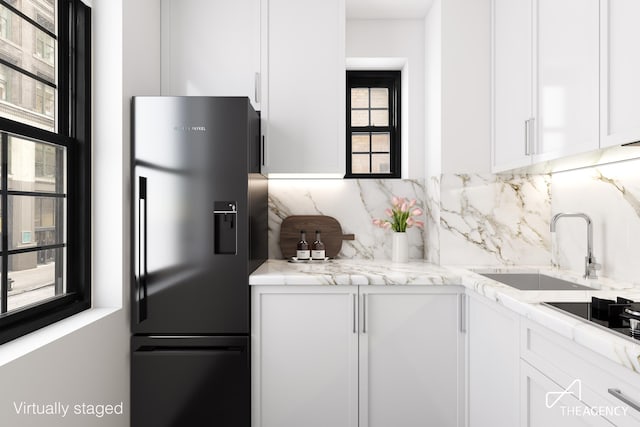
346, 71, 401, 178
0, 0, 90, 345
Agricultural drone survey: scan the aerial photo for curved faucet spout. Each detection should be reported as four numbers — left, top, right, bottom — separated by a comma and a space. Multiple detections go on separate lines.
550, 212, 600, 279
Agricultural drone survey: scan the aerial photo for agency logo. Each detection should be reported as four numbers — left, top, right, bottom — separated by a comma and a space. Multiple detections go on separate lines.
546, 379, 582, 408
545, 378, 629, 418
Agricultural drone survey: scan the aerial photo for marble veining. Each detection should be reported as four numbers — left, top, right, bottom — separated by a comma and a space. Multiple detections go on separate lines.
552, 159, 640, 285
424, 175, 441, 264
250, 260, 640, 375
438, 173, 551, 265
268, 179, 427, 260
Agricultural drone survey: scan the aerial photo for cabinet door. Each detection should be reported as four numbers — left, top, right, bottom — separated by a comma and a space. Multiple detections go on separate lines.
600, 0, 640, 148
491, 0, 533, 172
262, 0, 345, 175
468, 295, 520, 427
535, 0, 599, 160
521, 361, 612, 427
252, 286, 358, 427
359, 288, 464, 427
160, 0, 261, 110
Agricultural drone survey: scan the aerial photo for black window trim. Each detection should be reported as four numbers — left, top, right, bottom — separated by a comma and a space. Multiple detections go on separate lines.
0, 0, 91, 345
345, 70, 401, 179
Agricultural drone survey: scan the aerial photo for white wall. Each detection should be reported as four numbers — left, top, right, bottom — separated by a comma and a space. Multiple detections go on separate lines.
441, 0, 491, 174
424, 0, 441, 179
346, 19, 425, 179
0, 0, 161, 425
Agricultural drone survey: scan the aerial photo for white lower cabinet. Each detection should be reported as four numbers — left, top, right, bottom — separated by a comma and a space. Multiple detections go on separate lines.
252, 286, 464, 427
521, 320, 640, 427
252, 286, 358, 427
360, 288, 464, 427
467, 294, 520, 427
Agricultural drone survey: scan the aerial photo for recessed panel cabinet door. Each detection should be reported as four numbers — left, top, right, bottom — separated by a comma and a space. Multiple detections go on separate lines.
261, 0, 346, 174
468, 296, 520, 427
160, 0, 261, 110
600, 0, 640, 148
359, 288, 464, 427
252, 287, 358, 427
535, 0, 599, 161
491, 0, 533, 172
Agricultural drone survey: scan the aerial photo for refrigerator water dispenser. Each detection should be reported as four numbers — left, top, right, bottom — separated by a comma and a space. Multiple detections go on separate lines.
214, 201, 238, 254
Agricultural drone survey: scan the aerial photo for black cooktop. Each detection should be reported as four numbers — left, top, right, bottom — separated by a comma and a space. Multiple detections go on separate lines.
544, 296, 638, 342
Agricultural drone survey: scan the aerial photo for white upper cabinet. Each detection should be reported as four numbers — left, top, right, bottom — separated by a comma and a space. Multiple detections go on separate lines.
491, 0, 533, 172
261, 0, 346, 175
160, 0, 261, 110
492, 0, 599, 172
600, 0, 640, 148
535, 0, 599, 161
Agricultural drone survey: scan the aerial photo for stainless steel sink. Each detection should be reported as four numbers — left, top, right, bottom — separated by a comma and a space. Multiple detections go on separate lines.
479, 272, 594, 291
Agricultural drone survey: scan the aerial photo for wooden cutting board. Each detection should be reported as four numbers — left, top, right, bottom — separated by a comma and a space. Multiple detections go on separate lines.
279, 215, 355, 259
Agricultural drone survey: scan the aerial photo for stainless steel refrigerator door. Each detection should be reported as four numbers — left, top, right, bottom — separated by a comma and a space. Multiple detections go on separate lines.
132, 97, 254, 334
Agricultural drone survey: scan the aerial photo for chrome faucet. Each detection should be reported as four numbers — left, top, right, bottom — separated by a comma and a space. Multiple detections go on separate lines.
550, 213, 601, 279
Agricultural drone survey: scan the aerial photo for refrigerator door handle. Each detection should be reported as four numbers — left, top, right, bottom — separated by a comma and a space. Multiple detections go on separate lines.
135, 346, 245, 353
138, 176, 148, 322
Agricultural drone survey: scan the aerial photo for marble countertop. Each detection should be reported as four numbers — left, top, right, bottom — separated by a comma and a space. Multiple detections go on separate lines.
250, 259, 640, 375
249, 259, 462, 286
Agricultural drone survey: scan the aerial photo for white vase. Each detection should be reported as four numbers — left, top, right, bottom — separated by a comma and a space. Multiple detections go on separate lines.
391, 232, 408, 263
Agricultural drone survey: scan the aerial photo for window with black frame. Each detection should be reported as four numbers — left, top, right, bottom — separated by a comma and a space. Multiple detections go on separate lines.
0, 0, 91, 344
346, 70, 401, 178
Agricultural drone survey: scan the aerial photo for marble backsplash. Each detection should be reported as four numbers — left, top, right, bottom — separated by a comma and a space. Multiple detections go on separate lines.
268, 173, 552, 266
268, 179, 428, 260
437, 173, 552, 265
267, 159, 640, 285
551, 158, 640, 285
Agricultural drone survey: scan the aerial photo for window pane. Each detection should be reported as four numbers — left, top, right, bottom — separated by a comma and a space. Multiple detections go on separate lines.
8, 137, 65, 193
7, 249, 64, 312
0, 3, 57, 132
0, 12, 56, 84
372, 154, 391, 173
351, 154, 370, 173
351, 109, 369, 127
370, 88, 388, 108
0, 65, 56, 132
371, 133, 390, 152
9, 196, 64, 250
352, 133, 369, 152
370, 109, 389, 126
0, 3, 20, 44
12, 0, 56, 32
351, 88, 369, 108
35, 29, 56, 66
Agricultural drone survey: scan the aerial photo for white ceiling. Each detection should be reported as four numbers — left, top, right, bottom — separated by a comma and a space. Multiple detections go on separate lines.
346, 0, 434, 20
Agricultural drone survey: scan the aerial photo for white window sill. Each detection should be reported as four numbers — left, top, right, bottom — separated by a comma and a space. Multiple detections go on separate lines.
0, 307, 121, 367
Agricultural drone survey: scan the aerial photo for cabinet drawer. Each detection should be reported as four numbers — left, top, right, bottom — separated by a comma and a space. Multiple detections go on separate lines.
521, 320, 640, 426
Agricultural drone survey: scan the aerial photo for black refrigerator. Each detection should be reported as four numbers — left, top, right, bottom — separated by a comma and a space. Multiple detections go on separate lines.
130, 96, 267, 427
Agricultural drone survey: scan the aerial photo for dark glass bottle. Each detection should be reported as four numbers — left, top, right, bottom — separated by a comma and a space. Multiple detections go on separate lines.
296, 230, 310, 260
312, 230, 326, 260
